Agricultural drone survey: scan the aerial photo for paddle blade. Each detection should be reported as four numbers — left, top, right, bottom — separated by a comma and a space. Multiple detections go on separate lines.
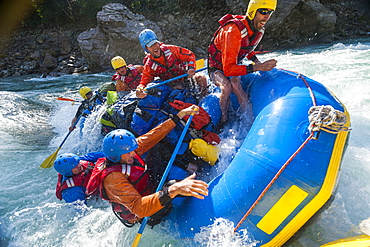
196, 59, 205, 69
131, 233, 142, 247
40, 147, 61, 168
57, 97, 76, 102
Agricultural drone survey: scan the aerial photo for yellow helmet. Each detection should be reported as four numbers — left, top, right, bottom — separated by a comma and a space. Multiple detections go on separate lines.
79, 86, 92, 99
246, 0, 277, 20
111, 56, 127, 70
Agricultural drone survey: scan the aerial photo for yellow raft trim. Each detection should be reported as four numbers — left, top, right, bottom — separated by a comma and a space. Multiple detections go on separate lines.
261, 108, 351, 247
257, 185, 308, 234
320, 235, 370, 247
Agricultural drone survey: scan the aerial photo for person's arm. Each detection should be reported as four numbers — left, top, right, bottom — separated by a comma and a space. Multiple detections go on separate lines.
136, 64, 156, 98
116, 78, 130, 92
219, 23, 248, 77
169, 45, 196, 76
62, 186, 87, 204
134, 65, 144, 73
103, 172, 208, 219
80, 151, 105, 162
220, 24, 277, 75
135, 105, 200, 156
139, 66, 155, 87
104, 172, 164, 218
69, 116, 78, 132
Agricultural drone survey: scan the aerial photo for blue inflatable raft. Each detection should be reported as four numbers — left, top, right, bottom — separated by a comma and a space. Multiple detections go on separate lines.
164, 68, 351, 246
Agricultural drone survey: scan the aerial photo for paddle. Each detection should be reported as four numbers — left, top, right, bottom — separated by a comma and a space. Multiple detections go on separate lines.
39, 116, 81, 169
57, 97, 82, 103
131, 114, 194, 247
145, 59, 206, 91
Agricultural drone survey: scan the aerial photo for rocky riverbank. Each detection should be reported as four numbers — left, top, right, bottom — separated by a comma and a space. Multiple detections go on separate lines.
0, 0, 369, 78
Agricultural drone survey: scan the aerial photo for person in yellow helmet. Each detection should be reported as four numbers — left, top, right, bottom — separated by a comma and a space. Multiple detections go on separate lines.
111, 56, 144, 95
69, 86, 104, 132
79, 86, 93, 99
208, 0, 278, 124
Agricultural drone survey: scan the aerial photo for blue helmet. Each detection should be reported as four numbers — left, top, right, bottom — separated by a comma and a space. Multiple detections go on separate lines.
139, 29, 159, 53
103, 129, 138, 162
54, 153, 80, 177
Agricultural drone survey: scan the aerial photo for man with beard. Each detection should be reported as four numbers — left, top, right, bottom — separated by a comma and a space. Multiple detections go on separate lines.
208, 0, 278, 124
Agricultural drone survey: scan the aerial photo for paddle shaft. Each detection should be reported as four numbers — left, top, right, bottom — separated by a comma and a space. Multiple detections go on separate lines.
145, 67, 207, 90
132, 115, 194, 247
61, 115, 81, 145
39, 115, 82, 168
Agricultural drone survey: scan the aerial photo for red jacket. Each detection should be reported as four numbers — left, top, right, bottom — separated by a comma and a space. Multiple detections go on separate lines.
140, 43, 196, 87
208, 14, 264, 76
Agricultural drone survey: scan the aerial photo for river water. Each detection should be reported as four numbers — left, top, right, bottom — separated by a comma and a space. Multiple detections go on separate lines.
1, 38, 370, 247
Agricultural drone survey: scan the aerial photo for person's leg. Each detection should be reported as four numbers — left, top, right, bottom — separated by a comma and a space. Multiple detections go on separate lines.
194, 73, 208, 97
211, 70, 232, 122
230, 76, 249, 112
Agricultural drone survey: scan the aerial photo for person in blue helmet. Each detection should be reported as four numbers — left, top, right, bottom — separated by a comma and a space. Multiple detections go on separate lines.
86, 105, 209, 227
135, 29, 208, 99
54, 151, 105, 204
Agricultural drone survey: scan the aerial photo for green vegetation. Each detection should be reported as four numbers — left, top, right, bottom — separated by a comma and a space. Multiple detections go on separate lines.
25, 0, 113, 27
24, 0, 222, 28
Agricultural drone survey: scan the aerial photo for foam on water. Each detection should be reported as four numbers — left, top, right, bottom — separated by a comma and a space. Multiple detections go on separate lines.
1, 39, 370, 246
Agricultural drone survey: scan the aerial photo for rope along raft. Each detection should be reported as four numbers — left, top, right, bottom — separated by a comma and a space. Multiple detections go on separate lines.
308, 105, 351, 134
234, 105, 351, 232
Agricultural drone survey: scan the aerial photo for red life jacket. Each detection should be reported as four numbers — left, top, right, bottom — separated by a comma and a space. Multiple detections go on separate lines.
168, 100, 211, 131
111, 65, 142, 90
55, 160, 94, 200
85, 155, 152, 224
144, 44, 187, 86
168, 100, 221, 145
208, 14, 264, 69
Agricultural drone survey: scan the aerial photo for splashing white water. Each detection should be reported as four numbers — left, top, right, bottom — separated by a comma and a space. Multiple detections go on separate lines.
194, 218, 258, 247
2, 39, 370, 247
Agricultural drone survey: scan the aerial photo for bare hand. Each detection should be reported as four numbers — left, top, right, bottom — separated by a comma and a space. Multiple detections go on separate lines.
253, 59, 277, 72
135, 85, 147, 98
177, 105, 200, 119
168, 173, 209, 199
187, 69, 195, 77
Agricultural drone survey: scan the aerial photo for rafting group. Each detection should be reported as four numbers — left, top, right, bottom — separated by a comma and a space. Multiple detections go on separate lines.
40, 0, 355, 246
49, 0, 277, 224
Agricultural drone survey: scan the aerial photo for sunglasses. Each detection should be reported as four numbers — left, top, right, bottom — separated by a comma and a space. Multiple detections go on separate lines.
257, 9, 274, 15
